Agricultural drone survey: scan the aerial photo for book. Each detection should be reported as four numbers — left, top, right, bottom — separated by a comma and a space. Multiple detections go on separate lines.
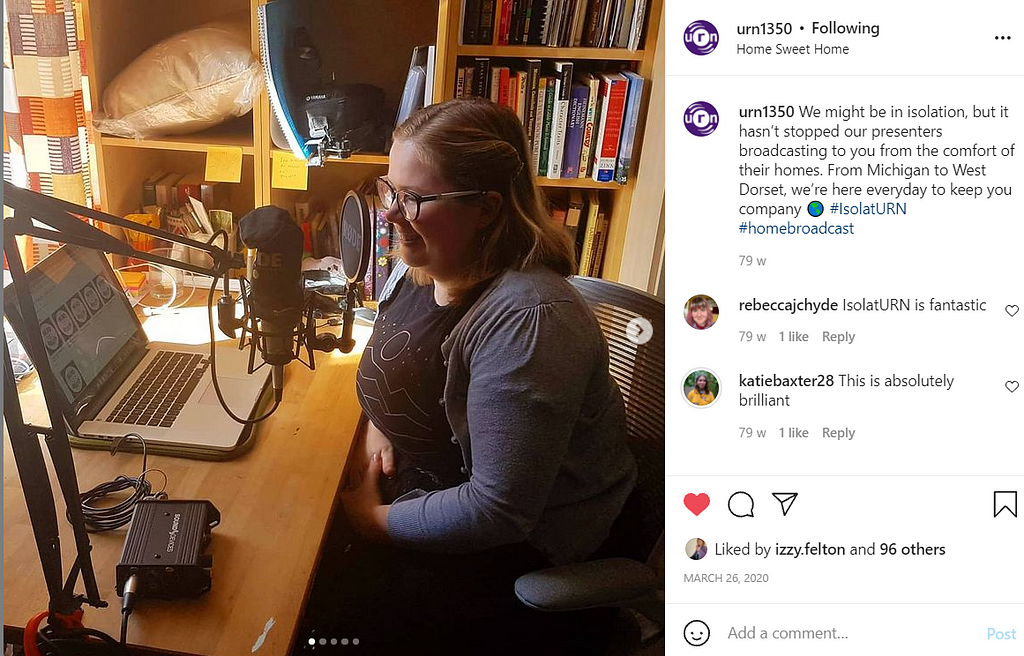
479, 0, 497, 45
509, 0, 524, 45
506, 68, 518, 110
456, 66, 468, 98
577, 73, 600, 178
570, 0, 588, 46
198, 181, 231, 210
549, 196, 567, 225
606, 0, 625, 47
561, 82, 589, 178
463, 0, 483, 44
615, 70, 645, 184
565, 189, 584, 242
578, 190, 602, 274
545, 61, 573, 178
498, 0, 513, 44
582, 0, 603, 46
473, 57, 491, 97
176, 173, 204, 208
373, 201, 392, 300
548, 0, 565, 45
397, 46, 429, 126
490, 66, 508, 104
524, 60, 542, 139
155, 172, 184, 210
537, 75, 557, 175
596, 0, 615, 46
141, 170, 166, 208
614, 0, 636, 47
627, 0, 647, 49
591, 72, 628, 182
294, 194, 314, 224
531, 74, 548, 175
424, 45, 436, 107
589, 203, 610, 276
527, 0, 549, 45
514, 70, 528, 122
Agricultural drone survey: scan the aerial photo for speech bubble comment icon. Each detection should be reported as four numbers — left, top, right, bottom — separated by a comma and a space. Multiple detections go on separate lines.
728, 491, 755, 518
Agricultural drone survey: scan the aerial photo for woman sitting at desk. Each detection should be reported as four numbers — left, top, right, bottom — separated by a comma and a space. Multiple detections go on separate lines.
301, 98, 636, 654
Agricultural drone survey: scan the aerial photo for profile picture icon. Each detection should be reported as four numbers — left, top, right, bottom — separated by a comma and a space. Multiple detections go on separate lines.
684, 101, 719, 137
683, 369, 719, 408
686, 538, 709, 561
684, 21, 719, 56
686, 295, 718, 330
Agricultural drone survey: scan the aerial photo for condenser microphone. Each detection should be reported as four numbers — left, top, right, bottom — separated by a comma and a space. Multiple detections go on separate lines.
239, 206, 304, 402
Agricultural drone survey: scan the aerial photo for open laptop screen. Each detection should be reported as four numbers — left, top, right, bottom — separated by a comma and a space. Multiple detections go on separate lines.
4, 245, 147, 419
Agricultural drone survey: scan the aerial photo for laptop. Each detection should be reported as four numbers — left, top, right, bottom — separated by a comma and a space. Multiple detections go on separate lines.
4, 244, 270, 451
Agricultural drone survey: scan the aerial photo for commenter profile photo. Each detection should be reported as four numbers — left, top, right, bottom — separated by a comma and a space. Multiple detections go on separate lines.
686, 294, 718, 330
686, 538, 708, 561
683, 368, 720, 408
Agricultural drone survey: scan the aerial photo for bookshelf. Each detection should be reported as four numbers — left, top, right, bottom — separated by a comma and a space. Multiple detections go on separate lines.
83, 0, 664, 289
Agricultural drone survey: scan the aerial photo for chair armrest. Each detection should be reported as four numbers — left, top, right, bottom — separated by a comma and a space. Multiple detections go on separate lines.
514, 558, 658, 612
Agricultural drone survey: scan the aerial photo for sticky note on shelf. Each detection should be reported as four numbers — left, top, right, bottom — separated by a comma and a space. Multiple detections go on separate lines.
272, 150, 309, 191
205, 146, 243, 183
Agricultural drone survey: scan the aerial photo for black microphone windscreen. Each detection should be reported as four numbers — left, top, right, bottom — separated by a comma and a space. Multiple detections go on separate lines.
340, 191, 372, 284
239, 206, 303, 251
238, 206, 304, 320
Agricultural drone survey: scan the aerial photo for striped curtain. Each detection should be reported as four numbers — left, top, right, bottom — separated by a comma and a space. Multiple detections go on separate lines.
3, 0, 95, 208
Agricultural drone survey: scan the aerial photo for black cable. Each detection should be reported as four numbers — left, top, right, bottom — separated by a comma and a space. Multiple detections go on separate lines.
206, 271, 280, 423
120, 573, 138, 647
37, 624, 128, 655
70, 433, 167, 532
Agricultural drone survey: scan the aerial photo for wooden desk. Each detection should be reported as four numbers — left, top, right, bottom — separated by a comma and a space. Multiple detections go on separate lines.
3, 308, 371, 655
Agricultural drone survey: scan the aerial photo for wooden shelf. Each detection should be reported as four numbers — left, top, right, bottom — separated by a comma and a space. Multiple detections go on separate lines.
99, 118, 255, 155
269, 148, 389, 166
456, 45, 644, 61
325, 154, 390, 166
536, 177, 623, 189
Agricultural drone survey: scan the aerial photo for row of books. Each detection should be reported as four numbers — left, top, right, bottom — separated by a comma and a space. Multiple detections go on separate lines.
462, 0, 648, 49
550, 189, 608, 277
456, 59, 644, 183
133, 172, 234, 254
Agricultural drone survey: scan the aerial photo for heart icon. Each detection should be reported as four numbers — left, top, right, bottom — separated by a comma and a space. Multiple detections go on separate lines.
1007, 381, 1020, 393
684, 493, 711, 516
1007, 305, 1020, 317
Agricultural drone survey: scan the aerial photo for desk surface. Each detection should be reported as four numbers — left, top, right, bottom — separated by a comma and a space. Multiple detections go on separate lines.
4, 308, 368, 655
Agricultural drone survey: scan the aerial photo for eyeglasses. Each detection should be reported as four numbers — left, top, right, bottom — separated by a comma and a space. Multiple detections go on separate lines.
376, 176, 487, 222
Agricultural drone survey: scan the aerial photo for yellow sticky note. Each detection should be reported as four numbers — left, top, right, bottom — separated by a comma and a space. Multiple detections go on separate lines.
205, 146, 243, 183
272, 150, 309, 191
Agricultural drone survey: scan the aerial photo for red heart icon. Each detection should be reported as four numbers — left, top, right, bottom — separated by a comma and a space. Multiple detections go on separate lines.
684, 493, 711, 516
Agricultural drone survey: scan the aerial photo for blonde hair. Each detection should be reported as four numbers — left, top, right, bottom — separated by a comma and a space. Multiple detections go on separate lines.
392, 98, 576, 299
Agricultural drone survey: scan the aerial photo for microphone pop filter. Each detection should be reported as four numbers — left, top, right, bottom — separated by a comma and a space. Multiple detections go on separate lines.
340, 190, 372, 284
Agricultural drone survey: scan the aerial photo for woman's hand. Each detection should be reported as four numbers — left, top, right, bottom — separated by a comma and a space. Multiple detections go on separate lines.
340, 452, 391, 542
347, 419, 396, 489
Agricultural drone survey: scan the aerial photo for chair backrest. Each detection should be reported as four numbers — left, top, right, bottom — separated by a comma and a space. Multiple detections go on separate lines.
570, 276, 664, 564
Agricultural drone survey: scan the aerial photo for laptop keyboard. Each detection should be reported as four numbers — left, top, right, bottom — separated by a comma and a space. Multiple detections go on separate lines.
106, 351, 210, 428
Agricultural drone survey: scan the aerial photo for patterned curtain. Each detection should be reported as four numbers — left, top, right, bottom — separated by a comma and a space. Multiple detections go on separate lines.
3, 0, 95, 208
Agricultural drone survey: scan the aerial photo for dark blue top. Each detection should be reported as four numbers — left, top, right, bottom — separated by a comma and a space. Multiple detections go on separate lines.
356, 278, 470, 501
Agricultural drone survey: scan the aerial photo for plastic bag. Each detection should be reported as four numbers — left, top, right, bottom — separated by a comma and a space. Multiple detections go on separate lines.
94, 22, 263, 139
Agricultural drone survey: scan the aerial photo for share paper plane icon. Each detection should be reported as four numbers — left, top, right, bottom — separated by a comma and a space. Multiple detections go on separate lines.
772, 493, 798, 517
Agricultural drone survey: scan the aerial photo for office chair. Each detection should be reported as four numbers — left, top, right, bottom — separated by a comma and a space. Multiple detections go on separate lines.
515, 276, 665, 652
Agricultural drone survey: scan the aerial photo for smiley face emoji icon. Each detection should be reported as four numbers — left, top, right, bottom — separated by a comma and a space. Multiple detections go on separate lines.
684, 620, 710, 647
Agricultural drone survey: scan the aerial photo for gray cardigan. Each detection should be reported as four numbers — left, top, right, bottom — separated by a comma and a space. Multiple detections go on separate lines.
380, 261, 637, 565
